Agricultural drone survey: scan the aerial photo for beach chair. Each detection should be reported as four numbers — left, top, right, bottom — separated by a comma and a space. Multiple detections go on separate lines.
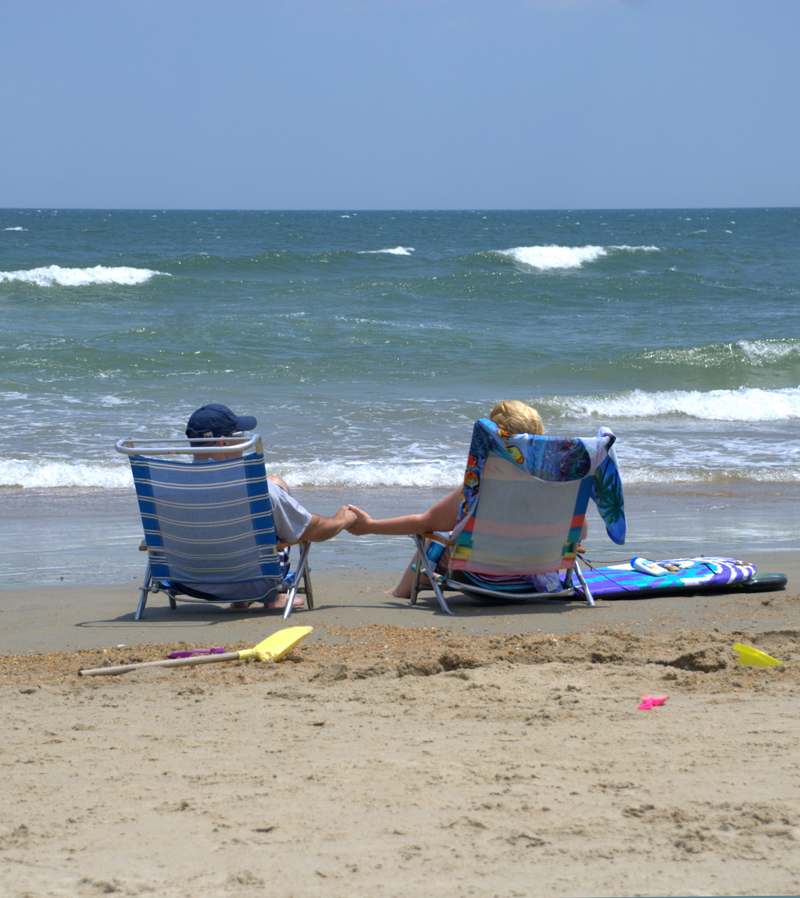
115, 434, 313, 621
409, 419, 626, 615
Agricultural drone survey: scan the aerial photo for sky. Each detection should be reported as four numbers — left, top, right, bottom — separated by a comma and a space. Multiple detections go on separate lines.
1, 0, 798, 209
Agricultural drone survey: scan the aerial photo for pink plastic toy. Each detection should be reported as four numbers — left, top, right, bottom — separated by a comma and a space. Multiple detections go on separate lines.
638, 694, 668, 711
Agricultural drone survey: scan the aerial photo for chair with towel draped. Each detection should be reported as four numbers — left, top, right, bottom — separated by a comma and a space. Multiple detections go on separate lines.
116, 433, 312, 621
408, 418, 626, 615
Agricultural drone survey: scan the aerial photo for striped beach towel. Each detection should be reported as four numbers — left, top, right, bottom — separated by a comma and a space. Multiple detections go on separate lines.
449, 419, 625, 577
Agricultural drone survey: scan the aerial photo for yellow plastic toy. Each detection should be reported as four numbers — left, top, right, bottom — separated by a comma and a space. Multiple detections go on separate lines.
79, 626, 313, 676
732, 642, 783, 668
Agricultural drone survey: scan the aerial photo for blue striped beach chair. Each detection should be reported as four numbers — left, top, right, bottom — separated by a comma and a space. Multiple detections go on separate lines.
410, 419, 626, 615
116, 434, 312, 621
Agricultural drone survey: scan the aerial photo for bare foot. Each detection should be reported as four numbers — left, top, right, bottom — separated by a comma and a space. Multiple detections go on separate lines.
263, 593, 306, 611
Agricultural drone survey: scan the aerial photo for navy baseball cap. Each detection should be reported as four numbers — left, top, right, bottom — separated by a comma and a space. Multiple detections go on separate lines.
185, 404, 257, 438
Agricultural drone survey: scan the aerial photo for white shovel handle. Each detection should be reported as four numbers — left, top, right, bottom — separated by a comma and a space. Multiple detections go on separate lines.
79, 651, 241, 677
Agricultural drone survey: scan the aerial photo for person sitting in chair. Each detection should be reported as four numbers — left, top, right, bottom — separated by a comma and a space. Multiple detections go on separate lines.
183, 403, 356, 608
345, 400, 563, 598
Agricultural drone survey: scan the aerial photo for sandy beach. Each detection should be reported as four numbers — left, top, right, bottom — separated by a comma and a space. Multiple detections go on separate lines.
2, 557, 799, 898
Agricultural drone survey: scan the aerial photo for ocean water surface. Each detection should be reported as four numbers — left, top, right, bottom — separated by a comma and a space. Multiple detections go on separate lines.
1, 208, 798, 584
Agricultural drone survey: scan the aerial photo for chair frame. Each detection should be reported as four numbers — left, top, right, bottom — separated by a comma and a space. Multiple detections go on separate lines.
408, 534, 595, 616
116, 434, 313, 621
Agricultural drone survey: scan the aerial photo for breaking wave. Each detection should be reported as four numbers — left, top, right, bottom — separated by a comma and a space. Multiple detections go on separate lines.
555, 386, 800, 422
3, 450, 797, 491
496, 244, 659, 271
0, 459, 132, 490
0, 265, 170, 287
0, 456, 462, 491
278, 457, 460, 488
622, 465, 800, 485
637, 339, 800, 370
358, 246, 415, 256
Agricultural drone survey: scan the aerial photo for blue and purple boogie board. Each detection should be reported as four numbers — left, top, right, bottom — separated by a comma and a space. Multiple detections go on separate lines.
575, 557, 786, 600
435, 546, 787, 600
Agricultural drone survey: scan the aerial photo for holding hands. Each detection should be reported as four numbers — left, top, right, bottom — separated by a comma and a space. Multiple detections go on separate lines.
345, 504, 374, 535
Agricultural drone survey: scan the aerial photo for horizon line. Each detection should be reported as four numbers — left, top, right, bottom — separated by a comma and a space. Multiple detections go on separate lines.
2, 205, 799, 214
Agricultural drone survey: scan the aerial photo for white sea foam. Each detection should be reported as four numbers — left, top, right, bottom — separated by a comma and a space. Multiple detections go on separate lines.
3, 450, 795, 491
0, 265, 170, 287
358, 246, 415, 256
3, 226, 27, 231
278, 458, 461, 489
608, 244, 660, 252
638, 339, 799, 369
621, 465, 800, 485
737, 339, 800, 365
496, 244, 659, 271
0, 459, 132, 490
557, 386, 800, 422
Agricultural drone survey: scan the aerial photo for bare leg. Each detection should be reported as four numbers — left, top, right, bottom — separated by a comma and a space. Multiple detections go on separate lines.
391, 558, 417, 598
268, 473, 290, 492
391, 553, 433, 599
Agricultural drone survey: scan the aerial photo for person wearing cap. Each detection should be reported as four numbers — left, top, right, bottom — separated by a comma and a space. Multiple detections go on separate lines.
183, 404, 356, 607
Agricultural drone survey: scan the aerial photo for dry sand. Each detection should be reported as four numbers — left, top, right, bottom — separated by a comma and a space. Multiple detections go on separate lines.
2, 566, 799, 897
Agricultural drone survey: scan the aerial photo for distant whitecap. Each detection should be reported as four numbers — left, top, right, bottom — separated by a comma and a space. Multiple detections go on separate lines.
358, 246, 415, 256
0, 265, 171, 287
495, 244, 659, 271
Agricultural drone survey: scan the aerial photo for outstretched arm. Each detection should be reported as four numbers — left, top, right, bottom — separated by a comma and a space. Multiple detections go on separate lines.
346, 488, 462, 536
300, 506, 357, 542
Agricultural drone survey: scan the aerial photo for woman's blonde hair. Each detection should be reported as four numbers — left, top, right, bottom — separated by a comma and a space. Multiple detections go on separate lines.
489, 400, 544, 435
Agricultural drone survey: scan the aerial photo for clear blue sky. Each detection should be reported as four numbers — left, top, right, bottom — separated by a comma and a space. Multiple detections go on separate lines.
1, 0, 798, 209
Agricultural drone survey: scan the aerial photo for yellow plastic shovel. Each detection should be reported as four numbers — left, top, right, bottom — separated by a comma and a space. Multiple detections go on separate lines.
732, 642, 782, 668
79, 626, 313, 677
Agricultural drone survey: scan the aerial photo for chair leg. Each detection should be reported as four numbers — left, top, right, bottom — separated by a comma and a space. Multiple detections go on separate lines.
135, 563, 152, 621
573, 558, 595, 607
303, 558, 314, 610
284, 542, 311, 621
410, 537, 424, 606
413, 535, 453, 616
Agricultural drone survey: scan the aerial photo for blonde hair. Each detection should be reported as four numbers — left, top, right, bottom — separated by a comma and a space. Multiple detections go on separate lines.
489, 400, 544, 436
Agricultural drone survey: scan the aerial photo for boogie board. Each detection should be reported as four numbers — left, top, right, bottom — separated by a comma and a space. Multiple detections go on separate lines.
576, 557, 787, 600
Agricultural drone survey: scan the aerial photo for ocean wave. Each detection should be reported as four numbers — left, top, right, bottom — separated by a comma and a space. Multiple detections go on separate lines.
0, 459, 132, 490
623, 466, 800, 485
609, 245, 660, 252
3, 453, 797, 491
556, 386, 800, 422
357, 246, 415, 256
638, 339, 800, 370
495, 244, 659, 271
0, 456, 461, 491
278, 458, 460, 488
0, 265, 170, 287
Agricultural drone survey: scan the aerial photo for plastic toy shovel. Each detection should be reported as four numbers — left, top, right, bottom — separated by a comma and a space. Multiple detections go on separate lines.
732, 642, 782, 668
79, 626, 313, 677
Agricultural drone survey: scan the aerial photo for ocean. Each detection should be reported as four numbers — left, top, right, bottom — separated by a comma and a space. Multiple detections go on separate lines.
1, 208, 798, 586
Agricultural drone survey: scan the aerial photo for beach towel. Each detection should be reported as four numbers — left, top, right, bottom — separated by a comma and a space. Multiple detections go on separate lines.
449, 419, 625, 576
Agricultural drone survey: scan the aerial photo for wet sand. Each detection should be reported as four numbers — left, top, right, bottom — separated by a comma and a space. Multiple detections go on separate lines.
1, 561, 799, 897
